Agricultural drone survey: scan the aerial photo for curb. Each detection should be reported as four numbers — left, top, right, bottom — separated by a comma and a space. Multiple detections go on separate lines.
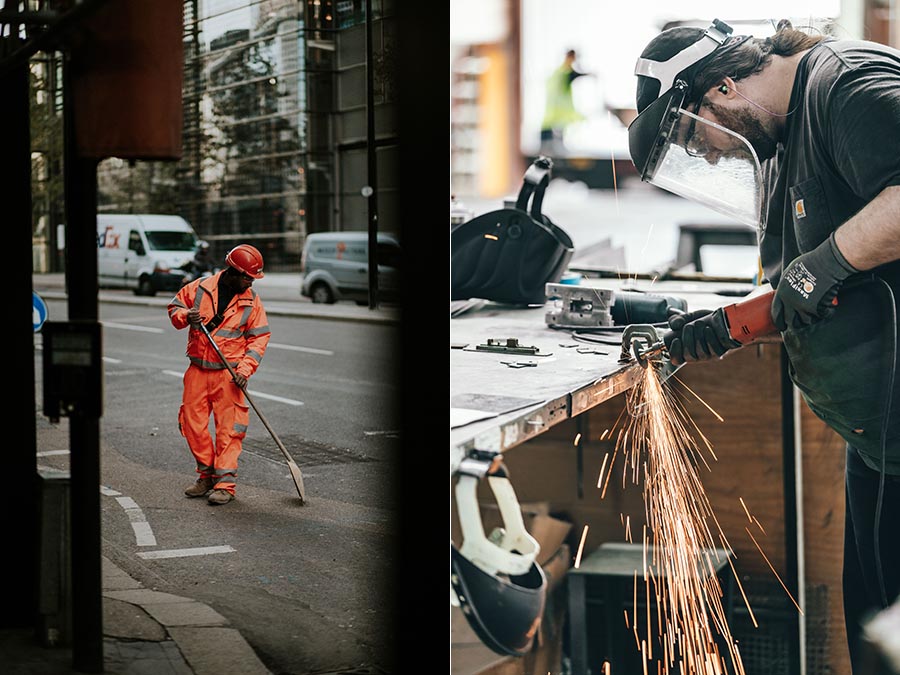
32, 290, 400, 326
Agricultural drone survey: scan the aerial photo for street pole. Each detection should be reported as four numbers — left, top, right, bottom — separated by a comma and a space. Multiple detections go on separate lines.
365, 0, 379, 309
63, 51, 104, 674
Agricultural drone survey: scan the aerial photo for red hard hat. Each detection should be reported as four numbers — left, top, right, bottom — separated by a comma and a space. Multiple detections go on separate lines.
225, 244, 265, 279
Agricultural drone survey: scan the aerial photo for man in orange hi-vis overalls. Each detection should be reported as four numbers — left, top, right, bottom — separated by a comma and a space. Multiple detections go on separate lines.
167, 244, 271, 505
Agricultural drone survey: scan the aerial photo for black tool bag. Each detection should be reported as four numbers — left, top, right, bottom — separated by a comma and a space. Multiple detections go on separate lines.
451, 157, 575, 306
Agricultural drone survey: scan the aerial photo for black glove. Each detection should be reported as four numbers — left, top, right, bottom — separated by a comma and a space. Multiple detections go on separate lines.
772, 232, 857, 331
663, 307, 742, 366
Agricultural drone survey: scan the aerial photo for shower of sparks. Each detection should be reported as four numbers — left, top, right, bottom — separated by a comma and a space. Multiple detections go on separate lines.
574, 525, 589, 568
602, 364, 754, 675
608, 111, 620, 217
727, 553, 758, 628
739, 497, 752, 522
597, 452, 610, 488
746, 527, 803, 614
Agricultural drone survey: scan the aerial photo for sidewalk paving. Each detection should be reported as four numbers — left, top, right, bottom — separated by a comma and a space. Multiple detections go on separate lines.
0, 554, 272, 675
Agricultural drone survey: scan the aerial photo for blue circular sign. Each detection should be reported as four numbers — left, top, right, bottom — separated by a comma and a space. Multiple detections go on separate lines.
33, 291, 48, 332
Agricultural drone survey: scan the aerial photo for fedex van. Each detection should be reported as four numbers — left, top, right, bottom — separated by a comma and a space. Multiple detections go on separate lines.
97, 214, 199, 296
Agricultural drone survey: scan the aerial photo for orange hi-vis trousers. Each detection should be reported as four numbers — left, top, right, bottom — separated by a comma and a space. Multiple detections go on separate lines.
178, 364, 250, 495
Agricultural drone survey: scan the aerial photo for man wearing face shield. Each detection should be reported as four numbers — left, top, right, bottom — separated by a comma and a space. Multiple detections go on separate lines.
629, 18, 900, 673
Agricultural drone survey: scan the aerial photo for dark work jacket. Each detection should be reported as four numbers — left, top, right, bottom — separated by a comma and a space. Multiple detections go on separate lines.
759, 39, 900, 474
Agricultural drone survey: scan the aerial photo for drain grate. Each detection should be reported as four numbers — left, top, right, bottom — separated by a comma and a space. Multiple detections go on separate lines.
243, 436, 377, 467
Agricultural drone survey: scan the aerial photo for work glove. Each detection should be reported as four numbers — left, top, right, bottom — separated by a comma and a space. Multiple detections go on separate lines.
663, 307, 742, 366
187, 307, 202, 327
771, 232, 857, 331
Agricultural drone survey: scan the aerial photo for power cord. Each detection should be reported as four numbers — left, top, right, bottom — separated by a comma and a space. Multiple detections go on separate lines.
547, 322, 670, 347
874, 276, 896, 608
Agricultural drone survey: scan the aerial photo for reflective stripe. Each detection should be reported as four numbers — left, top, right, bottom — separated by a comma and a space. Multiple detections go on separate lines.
246, 325, 270, 337
245, 350, 262, 364
187, 356, 240, 370
216, 328, 243, 338
238, 305, 252, 326
196, 462, 212, 472
196, 285, 211, 307
233, 422, 248, 434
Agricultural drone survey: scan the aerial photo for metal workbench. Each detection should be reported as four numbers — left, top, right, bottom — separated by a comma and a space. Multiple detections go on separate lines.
449, 279, 760, 473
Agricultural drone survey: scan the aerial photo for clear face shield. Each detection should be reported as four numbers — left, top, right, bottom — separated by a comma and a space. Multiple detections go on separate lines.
629, 22, 764, 228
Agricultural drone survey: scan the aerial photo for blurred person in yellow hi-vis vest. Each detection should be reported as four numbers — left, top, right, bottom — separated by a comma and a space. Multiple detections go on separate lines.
540, 49, 592, 153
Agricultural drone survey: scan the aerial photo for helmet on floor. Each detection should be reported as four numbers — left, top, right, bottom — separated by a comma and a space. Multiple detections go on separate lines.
451, 453, 546, 656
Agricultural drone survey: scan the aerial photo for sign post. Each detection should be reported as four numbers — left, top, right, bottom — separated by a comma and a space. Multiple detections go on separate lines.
33, 291, 49, 332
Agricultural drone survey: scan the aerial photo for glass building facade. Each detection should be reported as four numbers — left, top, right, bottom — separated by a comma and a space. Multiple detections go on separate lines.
36, 0, 398, 273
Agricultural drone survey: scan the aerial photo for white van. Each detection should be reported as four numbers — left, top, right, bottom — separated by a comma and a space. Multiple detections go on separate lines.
97, 214, 199, 296
300, 231, 400, 304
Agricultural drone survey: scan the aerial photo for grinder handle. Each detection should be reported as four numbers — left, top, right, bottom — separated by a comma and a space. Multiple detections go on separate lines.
723, 290, 779, 344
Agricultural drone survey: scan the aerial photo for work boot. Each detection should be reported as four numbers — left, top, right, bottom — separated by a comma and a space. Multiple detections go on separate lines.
207, 489, 234, 505
184, 477, 214, 498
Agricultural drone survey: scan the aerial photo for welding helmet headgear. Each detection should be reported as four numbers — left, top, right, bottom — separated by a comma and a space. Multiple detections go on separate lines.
451, 455, 546, 656
628, 20, 764, 228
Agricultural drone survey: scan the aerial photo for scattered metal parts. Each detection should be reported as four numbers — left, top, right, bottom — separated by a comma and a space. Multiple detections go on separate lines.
545, 284, 614, 328
500, 360, 538, 369
471, 338, 551, 357
575, 346, 609, 355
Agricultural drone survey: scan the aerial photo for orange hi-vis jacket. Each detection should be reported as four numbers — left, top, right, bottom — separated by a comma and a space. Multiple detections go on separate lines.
167, 272, 271, 377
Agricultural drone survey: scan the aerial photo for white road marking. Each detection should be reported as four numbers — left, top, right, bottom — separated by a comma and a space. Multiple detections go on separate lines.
249, 390, 304, 406
115, 496, 157, 547
137, 545, 236, 560
100, 321, 165, 334
268, 342, 334, 356
37, 465, 68, 475
37, 450, 70, 457
100, 486, 122, 496
162, 371, 303, 405
103, 357, 123, 364
363, 430, 400, 437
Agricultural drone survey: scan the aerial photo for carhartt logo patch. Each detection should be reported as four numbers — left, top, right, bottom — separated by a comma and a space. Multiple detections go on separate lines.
795, 199, 806, 219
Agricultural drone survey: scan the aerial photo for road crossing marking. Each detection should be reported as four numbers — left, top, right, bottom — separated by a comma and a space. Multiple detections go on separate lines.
137, 545, 236, 560
114, 496, 157, 547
